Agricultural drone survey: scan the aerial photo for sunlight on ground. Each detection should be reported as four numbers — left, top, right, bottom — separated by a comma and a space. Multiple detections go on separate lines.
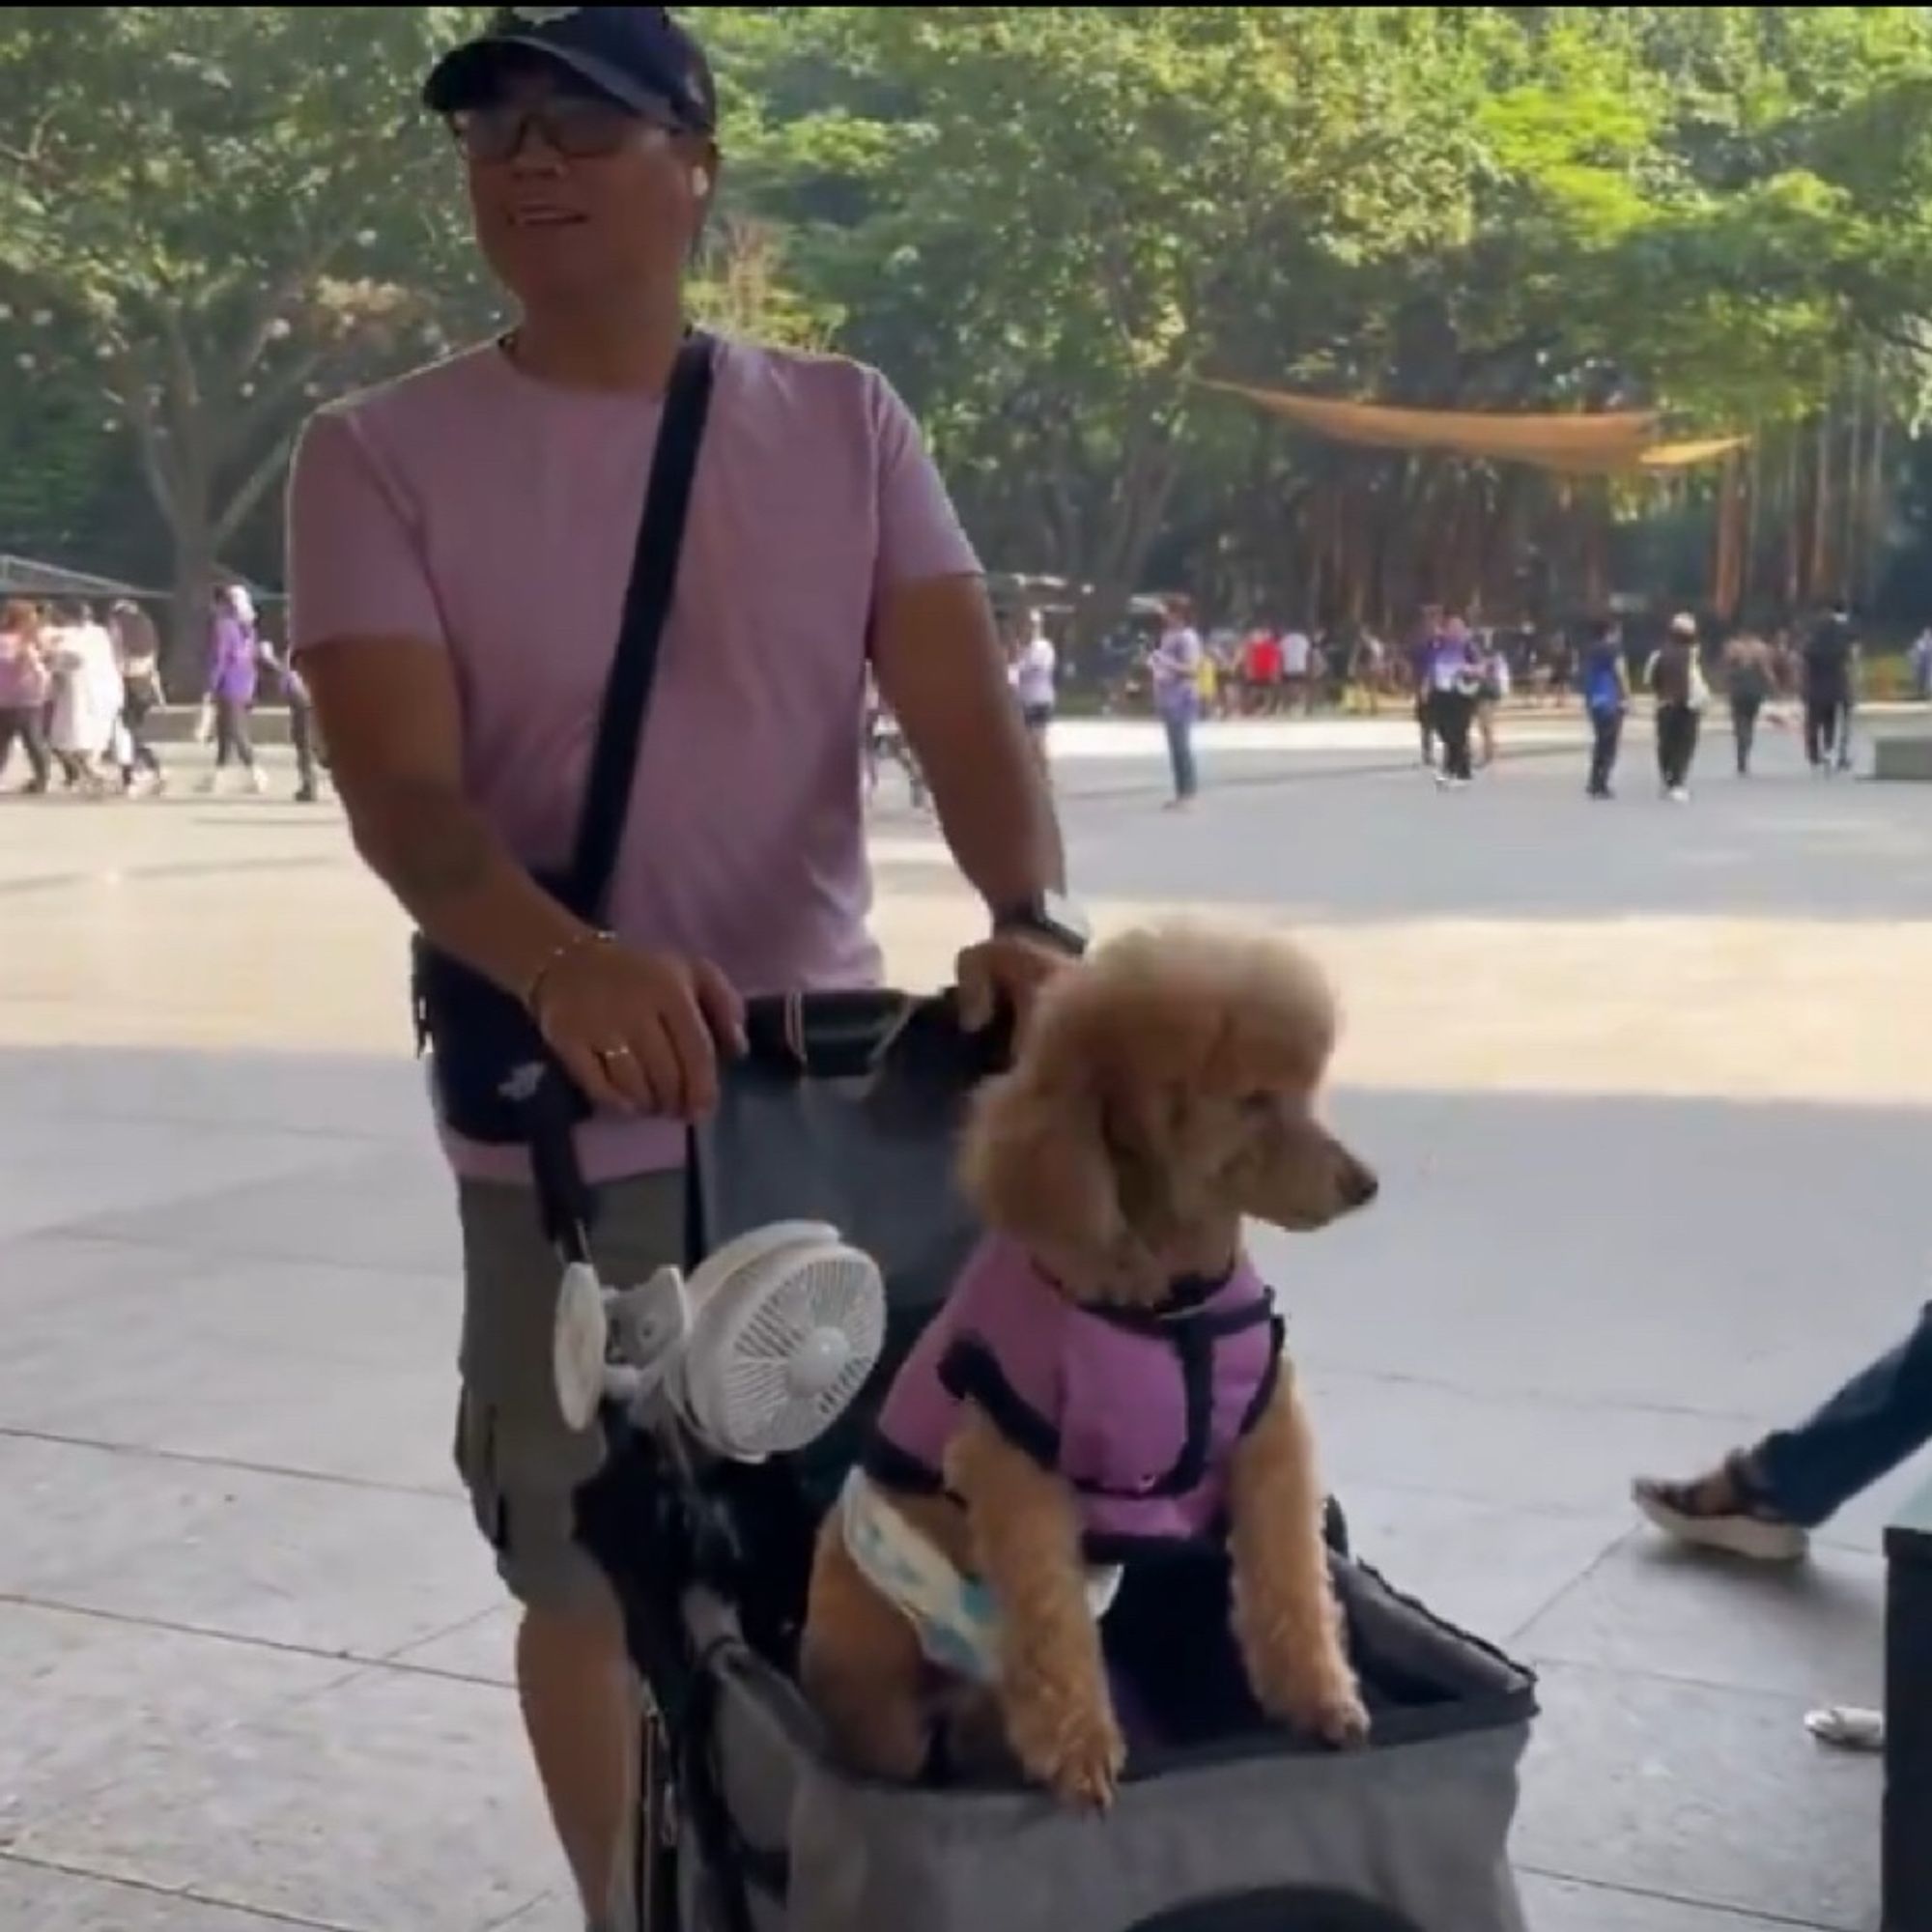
6, 823, 1929, 1107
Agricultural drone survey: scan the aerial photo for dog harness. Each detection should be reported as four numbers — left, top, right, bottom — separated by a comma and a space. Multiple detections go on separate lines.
867, 1233, 1285, 1562
838, 1468, 1122, 1682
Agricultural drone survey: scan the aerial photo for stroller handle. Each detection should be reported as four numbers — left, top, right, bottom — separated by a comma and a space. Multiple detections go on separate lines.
738, 987, 1012, 1083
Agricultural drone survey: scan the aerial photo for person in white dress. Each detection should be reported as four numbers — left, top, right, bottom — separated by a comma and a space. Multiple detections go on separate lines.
1009, 611, 1058, 779
47, 602, 125, 794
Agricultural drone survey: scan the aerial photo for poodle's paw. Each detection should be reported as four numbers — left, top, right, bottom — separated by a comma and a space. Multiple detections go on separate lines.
1248, 1651, 1371, 1749
1299, 1682, 1371, 1749
1006, 1691, 1126, 1810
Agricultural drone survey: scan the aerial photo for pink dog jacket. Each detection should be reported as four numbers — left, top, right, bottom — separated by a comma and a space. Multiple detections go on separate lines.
867, 1233, 1284, 1559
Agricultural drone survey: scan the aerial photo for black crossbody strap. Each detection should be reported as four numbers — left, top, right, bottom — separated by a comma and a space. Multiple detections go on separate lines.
566, 329, 719, 915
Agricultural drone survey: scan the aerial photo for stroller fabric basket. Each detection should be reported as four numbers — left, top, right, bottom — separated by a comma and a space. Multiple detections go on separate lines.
706, 1569, 1531, 1932
572, 993, 1539, 1932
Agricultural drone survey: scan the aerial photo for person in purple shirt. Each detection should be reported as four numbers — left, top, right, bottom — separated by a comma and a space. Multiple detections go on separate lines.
1149, 592, 1205, 808
288, 13, 1078, 1922
202, 585, 267, 796
1408, 603, 1444, 768
1421, 614, 1481, 787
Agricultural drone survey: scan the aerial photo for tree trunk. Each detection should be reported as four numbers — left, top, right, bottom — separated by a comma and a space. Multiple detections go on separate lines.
1809, 405, 1833, 601
1863, 404, 1889, 609
1843, 379, 1865, 606
1744, 432, 1762, 616
170, 524, 214, 693
1785, 428, 1803, 609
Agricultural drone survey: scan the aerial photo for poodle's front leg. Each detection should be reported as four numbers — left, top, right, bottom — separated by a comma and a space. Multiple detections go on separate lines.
945, 1405, 1124, 1808
1227, 1374, 1369, 1747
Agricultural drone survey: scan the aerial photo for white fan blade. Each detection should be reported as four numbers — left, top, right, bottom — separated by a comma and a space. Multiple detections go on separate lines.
553, 1262, 610, 1434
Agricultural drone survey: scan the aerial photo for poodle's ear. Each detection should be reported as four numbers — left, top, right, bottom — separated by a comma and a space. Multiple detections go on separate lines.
958, 1065, 1154, 1294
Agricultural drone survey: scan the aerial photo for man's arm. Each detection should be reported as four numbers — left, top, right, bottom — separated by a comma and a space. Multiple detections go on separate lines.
873, 574, 1065, 911
302, 637, 590, 1000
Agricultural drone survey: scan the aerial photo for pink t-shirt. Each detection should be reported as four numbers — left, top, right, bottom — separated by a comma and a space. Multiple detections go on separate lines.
287, 335, 980, 1182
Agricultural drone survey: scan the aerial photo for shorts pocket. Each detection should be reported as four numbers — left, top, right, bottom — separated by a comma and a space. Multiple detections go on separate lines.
453, 1386, 510, 1554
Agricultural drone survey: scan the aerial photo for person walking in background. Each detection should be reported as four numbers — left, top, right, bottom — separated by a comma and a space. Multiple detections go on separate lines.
203, 585, 267, 796
0, 600, 53, 794
1009, 611, 1057, 782
1579, 618, 1629, 800
1409, 605, 1445, 769
1242, 627, 1283, 715
1646, 612, 1706, 803
1282, 623, 1313, 716
1474, 630, 1510, 770
109, 599, 167, 793
47, 601, 124, 795
1802, 602, 1856, 775
1723, 629, 1774, 779
1836, 619, 1862, 775
1912, 625, 1932, 702
260, 632, 325, 803
1349, 630, 1386, 715
1423, 614, 1480, 788
1151, 594, 1205, 809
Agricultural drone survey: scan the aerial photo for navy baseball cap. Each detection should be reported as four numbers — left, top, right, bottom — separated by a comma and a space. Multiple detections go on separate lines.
424, 6, 717, 134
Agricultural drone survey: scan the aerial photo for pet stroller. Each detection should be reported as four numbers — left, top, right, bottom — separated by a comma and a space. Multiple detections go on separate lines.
570, 992, 1539, 1932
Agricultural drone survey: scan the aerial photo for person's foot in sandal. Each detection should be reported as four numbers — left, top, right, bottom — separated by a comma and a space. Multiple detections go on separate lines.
1632, 1453, 1810, 1563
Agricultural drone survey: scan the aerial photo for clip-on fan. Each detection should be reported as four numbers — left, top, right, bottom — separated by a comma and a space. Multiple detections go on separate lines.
553, 1222, 886, 1463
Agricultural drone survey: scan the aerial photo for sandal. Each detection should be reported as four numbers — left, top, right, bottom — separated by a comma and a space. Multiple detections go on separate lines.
1632, 1453, 1810, 1563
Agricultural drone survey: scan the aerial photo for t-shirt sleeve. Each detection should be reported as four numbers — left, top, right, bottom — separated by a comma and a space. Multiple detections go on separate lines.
286, 409, 448, 660
868, 371, 980, 598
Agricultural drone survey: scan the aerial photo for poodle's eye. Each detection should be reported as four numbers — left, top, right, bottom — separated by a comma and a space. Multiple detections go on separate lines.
1238, 1091, 1279, 1117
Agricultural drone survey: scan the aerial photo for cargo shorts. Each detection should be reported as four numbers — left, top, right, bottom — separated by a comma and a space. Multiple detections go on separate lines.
453, 1172, 686, 1614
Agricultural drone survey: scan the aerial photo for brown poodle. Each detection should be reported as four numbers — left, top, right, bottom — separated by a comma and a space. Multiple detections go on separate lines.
801, 925, 1377, 1807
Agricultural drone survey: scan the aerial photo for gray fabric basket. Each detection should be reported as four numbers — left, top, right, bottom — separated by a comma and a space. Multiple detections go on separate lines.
670, 1560, 1536, 1932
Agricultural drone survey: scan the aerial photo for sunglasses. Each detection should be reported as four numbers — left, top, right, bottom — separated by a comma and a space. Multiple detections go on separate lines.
449, 95, 676, 164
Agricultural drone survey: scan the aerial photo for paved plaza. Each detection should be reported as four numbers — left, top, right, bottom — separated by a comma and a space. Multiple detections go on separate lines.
2, 713, 1928, 1931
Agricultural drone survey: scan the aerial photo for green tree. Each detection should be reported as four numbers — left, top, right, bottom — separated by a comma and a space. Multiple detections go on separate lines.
0, 5, 489, 658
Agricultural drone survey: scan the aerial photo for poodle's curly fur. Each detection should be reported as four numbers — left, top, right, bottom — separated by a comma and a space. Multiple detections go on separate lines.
802, 925, 1375, 1806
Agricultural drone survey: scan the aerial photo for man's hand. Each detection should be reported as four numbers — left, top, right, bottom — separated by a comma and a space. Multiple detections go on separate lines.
956, 929, 1080, 1034
534, 943, 748, 1119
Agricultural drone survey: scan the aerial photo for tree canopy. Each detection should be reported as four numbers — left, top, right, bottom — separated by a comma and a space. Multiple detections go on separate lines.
4, 5, 1932, 648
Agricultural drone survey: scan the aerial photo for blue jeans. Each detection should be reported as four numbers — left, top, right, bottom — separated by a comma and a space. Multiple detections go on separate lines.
1753, 1304, 1932, 1526
1161, 702, 1199, 801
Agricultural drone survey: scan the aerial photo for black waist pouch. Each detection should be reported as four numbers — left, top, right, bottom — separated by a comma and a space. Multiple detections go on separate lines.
409, 333, 718, 1157
411, 888, 587, 1145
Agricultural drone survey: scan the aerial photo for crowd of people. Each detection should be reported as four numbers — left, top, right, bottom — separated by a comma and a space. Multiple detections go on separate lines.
0, 585, 325, 802
1130, 598, 1917, 810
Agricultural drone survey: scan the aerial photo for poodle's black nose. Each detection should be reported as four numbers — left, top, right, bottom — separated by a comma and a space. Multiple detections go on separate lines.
1342, 1160, 1379, 1209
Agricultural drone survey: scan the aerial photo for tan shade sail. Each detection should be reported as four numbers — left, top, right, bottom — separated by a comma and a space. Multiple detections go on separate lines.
1204, 381, 1743, 474
1636, 437, 1751, 471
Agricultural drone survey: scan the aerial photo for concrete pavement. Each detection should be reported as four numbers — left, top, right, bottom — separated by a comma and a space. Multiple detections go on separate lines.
2, 714, 1924, 1929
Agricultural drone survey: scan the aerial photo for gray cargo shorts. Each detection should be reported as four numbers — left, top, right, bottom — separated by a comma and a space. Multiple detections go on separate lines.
453, 1171, 686, 1614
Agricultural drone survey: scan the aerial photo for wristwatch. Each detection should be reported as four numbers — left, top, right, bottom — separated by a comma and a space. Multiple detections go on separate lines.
994, 891, 1092, 957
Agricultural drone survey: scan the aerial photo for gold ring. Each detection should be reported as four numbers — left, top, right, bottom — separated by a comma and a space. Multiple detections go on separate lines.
596, 1043, 636, 1065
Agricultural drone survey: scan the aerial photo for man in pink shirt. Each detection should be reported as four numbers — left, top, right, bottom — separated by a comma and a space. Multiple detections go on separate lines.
288, 11, 1078, 1927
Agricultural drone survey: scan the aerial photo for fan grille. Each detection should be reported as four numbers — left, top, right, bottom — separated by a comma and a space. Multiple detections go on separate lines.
688, 1242, 885, 1458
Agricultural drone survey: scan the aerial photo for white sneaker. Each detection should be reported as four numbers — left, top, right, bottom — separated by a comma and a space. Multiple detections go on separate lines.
248, 766, 269, 796
1669, 786, 1690, 805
